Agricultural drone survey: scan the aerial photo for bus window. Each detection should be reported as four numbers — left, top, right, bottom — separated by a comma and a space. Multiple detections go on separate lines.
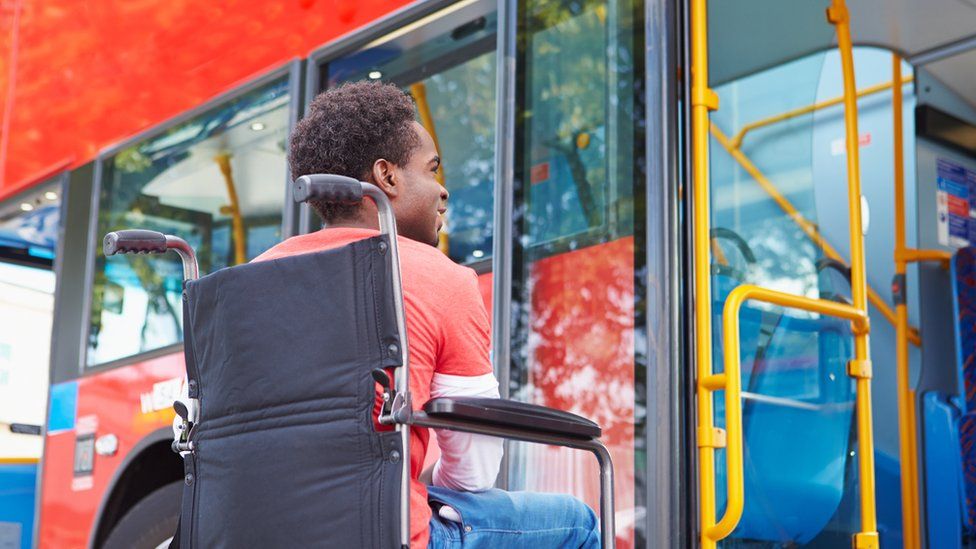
509, 0, 645, 546
86, 78, 290, 367
320, 0, 497, 267
0, 178, 60, 459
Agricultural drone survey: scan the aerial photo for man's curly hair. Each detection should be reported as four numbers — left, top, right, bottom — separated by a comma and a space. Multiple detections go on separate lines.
289, 81, 420, 222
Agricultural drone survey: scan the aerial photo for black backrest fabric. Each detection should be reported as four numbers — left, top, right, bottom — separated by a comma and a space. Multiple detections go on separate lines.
179, 236, 403, 548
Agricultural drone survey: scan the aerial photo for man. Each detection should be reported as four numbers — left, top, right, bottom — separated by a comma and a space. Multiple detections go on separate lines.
267, 81, 599, 548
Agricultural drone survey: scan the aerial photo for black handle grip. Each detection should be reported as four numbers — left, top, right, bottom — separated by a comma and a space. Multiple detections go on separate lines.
9, 423, 42, 436
103, 230, 168, 256
293, 174, 363, 204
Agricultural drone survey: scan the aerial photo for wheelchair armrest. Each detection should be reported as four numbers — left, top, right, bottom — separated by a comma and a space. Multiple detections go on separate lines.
422, 397, 601, 439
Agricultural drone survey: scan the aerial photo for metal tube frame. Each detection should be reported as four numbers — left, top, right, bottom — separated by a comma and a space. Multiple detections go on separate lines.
409, 412, 616, 549
101, 232, 200, 453
166, 236, 200, 282
354, 183, 414, 548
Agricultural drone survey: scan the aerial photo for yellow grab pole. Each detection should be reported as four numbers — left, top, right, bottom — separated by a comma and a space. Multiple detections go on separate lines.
827, 2, 879, 546
891, 53, 922, 549
690, 0, 726, 545
214, 153, 247, 266
0, 457, 40, 465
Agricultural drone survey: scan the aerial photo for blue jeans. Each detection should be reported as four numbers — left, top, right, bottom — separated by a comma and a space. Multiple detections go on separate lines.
426, 486, 600, 548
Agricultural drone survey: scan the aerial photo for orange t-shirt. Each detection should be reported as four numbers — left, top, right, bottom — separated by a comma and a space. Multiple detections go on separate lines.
254, 227, 493, 548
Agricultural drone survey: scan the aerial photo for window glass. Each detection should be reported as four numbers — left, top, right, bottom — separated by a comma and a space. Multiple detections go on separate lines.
87, 78, 289, 367
509, 0, 645, 546
0, 181, 59, 458
323, 3, 497, 265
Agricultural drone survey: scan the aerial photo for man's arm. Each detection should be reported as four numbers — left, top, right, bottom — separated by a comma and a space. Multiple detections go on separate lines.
428, 267, 503, 492
429, 372, 504, 491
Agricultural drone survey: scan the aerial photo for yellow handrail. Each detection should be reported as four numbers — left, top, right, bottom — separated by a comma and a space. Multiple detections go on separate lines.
708, 284, 870, 540
690, 0, 722, 544
897, 248, 952, 267
891, 52, 921, 549
890, 53, 956, 549
730, 76, 914, 149
214, 153, 247, 266
0, 457, 40, 465
827, 2, 879, 545
710, 123, 922, 346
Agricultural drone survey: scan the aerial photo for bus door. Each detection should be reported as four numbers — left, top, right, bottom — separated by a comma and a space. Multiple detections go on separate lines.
691, 0, 879, 547
0, 175, 61, 549
315, 0, 648, 545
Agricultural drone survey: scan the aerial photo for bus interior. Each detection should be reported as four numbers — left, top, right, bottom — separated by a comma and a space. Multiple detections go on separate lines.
698, 0, 976, 547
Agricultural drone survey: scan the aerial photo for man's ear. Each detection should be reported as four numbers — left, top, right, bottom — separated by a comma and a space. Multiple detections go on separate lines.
371, 159, 399, 198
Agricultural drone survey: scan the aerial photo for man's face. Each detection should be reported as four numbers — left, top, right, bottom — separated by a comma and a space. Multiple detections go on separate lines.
388, 122, 449, 246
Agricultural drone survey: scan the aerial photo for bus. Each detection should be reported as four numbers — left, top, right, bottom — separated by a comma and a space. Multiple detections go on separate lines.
1, 0, 975, 547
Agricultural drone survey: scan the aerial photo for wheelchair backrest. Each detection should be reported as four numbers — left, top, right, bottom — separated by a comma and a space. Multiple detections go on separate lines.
178, 236, 404, 548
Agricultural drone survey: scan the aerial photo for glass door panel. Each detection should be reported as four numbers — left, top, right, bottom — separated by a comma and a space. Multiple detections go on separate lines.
708, 47, 860, 546
509, 0, 645, 546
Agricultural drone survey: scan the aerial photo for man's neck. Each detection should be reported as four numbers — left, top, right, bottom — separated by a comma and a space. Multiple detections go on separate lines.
325, 209, 380, 231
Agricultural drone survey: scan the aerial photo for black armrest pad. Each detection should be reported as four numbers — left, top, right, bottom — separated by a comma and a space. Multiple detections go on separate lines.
423, 397, 601, 439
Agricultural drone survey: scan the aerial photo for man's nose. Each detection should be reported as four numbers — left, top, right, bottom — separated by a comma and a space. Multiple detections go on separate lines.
440, 187, 450, 202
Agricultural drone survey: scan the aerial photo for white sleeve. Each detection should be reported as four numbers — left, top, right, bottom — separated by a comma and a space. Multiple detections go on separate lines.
430, 372, 504, 492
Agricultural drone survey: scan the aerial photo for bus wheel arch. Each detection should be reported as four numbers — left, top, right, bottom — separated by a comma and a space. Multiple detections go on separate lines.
89, 427, 183, 549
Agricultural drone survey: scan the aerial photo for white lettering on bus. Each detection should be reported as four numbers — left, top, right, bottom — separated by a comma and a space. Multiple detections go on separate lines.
139, 377, 184, 414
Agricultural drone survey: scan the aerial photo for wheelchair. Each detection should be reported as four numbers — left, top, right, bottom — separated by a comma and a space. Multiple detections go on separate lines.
102, 174, 616, 548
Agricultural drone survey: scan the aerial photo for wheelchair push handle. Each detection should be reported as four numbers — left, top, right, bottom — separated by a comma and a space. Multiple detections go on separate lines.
293, 174, 364, 204
102, 229, 200, 281
103, 229, 168, 256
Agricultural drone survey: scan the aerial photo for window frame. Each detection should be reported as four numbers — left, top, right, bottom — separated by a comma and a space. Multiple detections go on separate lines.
79, 60, 302, 375
302, 0, 499, 270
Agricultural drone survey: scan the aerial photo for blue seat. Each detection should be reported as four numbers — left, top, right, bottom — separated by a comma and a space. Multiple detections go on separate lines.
924, 246, 976, 548
0, 462, 38, 549
711, 273, 855, 544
